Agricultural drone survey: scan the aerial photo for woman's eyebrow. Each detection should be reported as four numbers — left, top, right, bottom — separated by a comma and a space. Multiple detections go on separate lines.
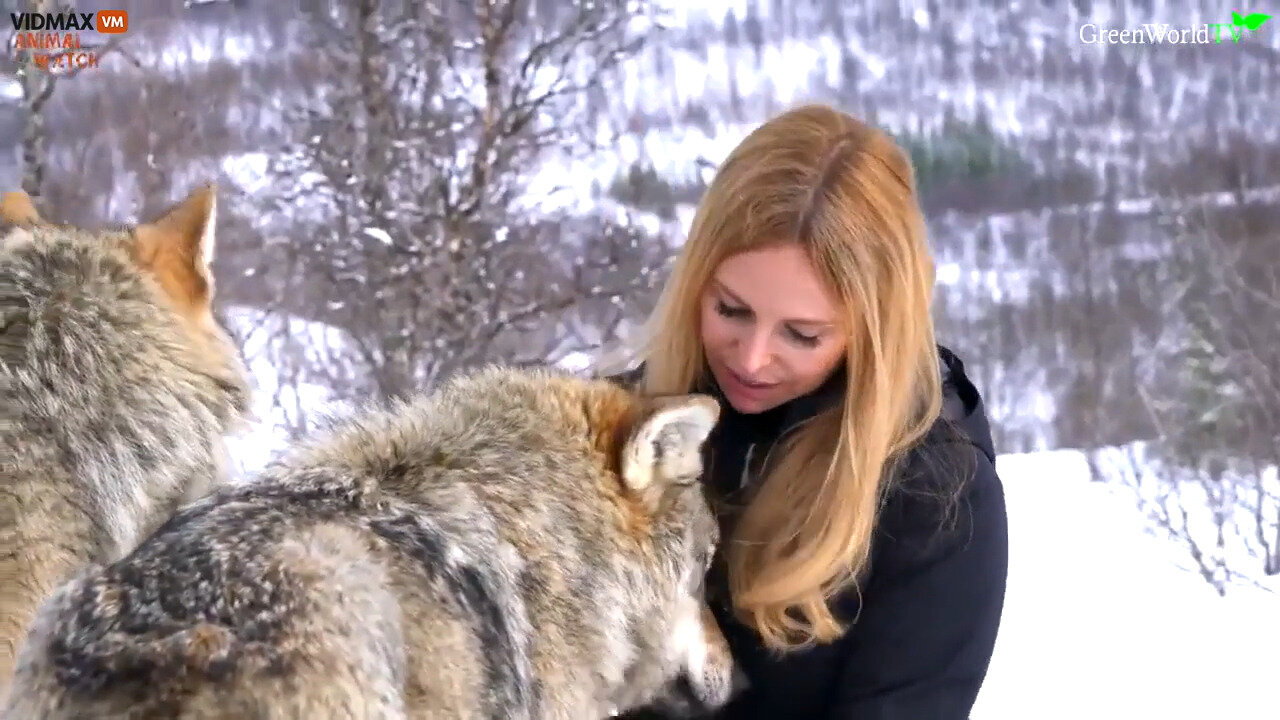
713, 280, 835, 328
714, 280, 750, 306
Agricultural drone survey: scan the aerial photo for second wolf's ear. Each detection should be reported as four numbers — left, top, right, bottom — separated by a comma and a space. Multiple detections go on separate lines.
621, 394, 720, 508
0, 190, 41, 227
131, 184, 218, 315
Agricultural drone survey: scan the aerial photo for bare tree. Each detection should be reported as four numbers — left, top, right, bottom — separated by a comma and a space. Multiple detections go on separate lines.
247, 0, 670, 429
1105, 194, 1280, 592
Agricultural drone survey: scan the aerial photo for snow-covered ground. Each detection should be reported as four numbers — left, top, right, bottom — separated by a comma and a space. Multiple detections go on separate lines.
973, 450, 1277, 720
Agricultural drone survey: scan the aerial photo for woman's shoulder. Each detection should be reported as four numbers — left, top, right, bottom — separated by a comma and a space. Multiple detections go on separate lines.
895, 344, 998, 495
933, 343, 996, 463
874, 345, 1006, 560
879, 436, 1003, 548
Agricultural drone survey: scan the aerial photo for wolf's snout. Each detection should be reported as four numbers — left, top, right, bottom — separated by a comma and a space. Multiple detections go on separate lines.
651, 607, 742, 716
647, 670, 735, 718
694, 655, 742, 711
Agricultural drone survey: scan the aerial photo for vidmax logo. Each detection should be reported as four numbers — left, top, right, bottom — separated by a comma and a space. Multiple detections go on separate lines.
97, 10, 127, 34
8, 10, 128, 33
9, 9, 128, 74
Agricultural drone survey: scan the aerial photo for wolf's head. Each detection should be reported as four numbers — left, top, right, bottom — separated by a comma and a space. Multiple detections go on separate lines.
0, 185, 252, 464
583, 382, 744, 717
426, 367, 745, 714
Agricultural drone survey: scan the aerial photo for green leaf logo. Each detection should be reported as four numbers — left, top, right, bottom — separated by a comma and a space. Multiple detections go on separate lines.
1232, 10, 1272, 30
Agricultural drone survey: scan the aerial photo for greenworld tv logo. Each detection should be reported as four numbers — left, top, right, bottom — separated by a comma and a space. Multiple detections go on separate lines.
1080, 9, 1272, 44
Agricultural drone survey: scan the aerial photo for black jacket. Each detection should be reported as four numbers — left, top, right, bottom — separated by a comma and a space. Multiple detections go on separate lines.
616, 345, 1008, 719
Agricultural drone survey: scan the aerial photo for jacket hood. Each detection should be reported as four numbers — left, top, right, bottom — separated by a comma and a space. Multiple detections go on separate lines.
936, 345, 996, 462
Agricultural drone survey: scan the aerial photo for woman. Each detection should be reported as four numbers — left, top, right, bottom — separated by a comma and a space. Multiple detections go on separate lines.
609, 103, 1008, 719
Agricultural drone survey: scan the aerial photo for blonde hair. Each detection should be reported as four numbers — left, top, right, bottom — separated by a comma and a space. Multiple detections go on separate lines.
637, 103, 944, 650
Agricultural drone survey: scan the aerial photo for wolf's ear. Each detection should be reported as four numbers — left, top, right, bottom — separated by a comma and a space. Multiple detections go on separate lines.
131, 184, 219, 315
0, 191, 41, 227
135, 183, 217, 279
621, 394, 720, 508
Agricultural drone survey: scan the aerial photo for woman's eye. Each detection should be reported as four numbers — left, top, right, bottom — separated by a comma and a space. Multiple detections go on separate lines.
787, 327, 821, 347
713, 297, 822, 347
715, 299, 749, 319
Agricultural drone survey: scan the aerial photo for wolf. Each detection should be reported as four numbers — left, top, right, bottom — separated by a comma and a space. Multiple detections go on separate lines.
0, 186, 253, 700
2, 364, 741, 719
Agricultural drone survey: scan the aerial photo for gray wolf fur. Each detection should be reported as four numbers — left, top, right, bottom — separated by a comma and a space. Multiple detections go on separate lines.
0, 187, 253, 700
3, 365, 740, 719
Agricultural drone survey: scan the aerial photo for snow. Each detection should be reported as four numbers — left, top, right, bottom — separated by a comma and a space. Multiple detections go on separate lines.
973, 450, 1278, 720
843, 34, 889, 83
555, 351, 594, 373
220, 306, 351, 475
1091, 441, 1280, 593
220, 152, 271, 194
362, 227, 393, 245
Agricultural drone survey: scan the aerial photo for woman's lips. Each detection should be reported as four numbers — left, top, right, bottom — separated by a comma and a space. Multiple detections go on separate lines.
723, 367, 779, 400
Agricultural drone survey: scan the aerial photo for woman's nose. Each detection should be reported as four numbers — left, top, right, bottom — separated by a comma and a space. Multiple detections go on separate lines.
734, 330, 772, 375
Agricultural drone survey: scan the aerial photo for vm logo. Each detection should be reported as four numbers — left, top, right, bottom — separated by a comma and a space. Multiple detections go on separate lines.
97, 10, 127, 34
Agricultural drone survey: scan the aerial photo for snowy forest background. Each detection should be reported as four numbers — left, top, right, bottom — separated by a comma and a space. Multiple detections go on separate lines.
2, 0, 1277, 716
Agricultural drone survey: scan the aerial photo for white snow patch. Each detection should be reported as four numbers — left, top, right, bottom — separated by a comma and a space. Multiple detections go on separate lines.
220, 152, 271, 195
221, 306, 351, 478
556, 351, 594, 373
972, 450, 1278, 720
362, 227, 393, 245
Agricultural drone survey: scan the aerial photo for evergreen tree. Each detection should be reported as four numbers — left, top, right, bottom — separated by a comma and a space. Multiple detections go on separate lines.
723, 8, 740, 47
744, 1, 765, 65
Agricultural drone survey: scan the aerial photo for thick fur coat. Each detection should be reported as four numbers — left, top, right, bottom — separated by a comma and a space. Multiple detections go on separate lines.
0, 187, 252, 699
3, 366, 738, 719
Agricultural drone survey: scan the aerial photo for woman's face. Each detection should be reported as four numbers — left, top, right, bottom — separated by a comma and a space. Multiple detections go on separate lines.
699, 244, 850, 414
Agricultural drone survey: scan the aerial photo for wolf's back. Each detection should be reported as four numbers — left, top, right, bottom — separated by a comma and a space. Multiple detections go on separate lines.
3, 365, 735, 719
3, 393, 596, 720
4, 464, 535, 719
